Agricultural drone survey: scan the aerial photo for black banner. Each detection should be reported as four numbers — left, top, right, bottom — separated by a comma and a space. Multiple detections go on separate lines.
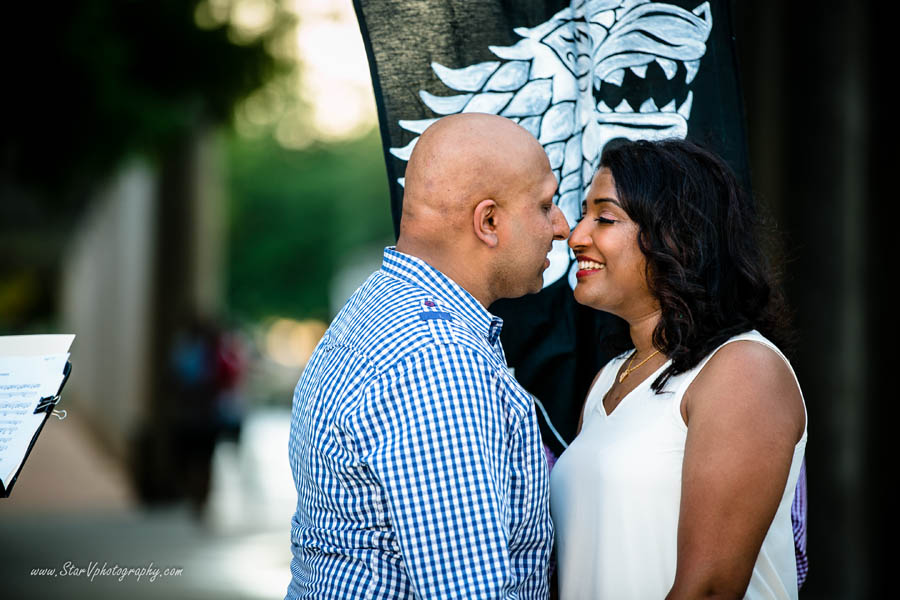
354, 0, 750, 455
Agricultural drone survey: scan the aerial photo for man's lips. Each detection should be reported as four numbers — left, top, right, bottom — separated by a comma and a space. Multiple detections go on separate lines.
542, 247, 554, 270
575, 255, 605, 278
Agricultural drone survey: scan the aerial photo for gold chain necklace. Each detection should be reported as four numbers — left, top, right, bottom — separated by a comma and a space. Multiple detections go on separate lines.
619, 349, 662, 383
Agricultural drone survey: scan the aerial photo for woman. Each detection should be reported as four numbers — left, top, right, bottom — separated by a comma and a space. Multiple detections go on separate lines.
549, 138, 807, 599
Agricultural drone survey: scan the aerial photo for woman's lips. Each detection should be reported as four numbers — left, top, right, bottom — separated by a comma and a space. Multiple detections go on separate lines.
575, 257, 605, 279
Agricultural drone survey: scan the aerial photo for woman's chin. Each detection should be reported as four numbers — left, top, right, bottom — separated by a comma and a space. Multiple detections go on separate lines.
573, 286, 605, 311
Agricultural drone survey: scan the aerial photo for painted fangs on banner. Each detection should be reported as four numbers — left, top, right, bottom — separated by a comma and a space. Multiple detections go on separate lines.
391, 0, 712, 289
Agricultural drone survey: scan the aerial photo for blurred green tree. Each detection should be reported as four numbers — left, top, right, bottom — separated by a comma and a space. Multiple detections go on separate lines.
226, 129, 394, 322
1, 0, 293, 331
2, 0, 291, 221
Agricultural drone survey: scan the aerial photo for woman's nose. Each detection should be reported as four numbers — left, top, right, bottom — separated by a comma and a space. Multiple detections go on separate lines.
568, 219, 588, 251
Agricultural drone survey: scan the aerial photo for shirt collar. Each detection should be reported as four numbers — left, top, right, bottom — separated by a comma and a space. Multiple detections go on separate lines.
380, 247, 503, 345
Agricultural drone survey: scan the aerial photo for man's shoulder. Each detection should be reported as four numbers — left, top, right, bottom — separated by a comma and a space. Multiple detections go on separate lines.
328, 270, 486, 367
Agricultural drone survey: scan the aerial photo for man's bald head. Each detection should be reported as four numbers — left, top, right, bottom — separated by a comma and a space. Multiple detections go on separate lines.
399, 113, 550, 236
394, 113, 567, 307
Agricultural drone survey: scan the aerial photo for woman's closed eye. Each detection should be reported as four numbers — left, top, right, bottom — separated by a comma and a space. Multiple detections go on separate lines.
576, 207, 617, 225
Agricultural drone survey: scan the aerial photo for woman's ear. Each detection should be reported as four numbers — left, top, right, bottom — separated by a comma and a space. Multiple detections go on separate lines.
473, 198, 499, 248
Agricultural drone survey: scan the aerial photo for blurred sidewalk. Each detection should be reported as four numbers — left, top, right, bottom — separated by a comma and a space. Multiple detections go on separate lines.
0, 408, 296, 600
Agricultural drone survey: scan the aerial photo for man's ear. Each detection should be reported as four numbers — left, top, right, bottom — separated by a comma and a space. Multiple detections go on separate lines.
473, 198, 499, 248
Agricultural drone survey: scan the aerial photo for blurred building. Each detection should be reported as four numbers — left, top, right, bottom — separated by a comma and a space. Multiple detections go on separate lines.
59, 130, 227, 500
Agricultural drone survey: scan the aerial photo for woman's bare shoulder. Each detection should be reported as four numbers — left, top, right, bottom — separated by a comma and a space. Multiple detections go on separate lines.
685, 339, 805, 439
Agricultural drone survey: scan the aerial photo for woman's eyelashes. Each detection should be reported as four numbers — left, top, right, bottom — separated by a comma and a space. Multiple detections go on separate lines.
576, 208, 616, 224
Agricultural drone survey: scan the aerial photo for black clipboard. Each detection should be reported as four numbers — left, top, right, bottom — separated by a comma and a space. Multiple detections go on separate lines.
0, 361, 71, 498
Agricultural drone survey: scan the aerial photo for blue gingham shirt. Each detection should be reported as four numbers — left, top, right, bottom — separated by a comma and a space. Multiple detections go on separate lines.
286, 248, 553, 599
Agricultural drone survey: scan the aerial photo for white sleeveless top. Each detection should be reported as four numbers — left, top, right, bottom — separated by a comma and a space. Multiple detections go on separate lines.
549, 330, 807, 599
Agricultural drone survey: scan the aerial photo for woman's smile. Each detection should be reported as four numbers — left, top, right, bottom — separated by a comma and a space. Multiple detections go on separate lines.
575, 255, 606, 278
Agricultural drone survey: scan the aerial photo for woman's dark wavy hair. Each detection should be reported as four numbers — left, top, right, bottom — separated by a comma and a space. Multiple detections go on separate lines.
598, 137, 794, 392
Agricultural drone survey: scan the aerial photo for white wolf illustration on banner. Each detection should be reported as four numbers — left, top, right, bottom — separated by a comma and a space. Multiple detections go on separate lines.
390, 0, 712, 288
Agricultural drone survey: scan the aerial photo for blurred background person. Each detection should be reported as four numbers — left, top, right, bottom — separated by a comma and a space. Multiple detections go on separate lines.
169, 314, 248, 514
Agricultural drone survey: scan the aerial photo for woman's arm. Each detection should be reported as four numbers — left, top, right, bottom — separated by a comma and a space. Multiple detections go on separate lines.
667, 341, 806, 599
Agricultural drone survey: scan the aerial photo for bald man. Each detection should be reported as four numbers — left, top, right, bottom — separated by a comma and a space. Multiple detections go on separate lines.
286, 113, 569, 600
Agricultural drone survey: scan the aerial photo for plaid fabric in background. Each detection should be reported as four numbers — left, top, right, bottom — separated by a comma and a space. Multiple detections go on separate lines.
792, 460, 809, 586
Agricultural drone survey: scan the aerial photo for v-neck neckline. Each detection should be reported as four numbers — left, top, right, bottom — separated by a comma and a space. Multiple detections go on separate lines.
600, 357, 671, 418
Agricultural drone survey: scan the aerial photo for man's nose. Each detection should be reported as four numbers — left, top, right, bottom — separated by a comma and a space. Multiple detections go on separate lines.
551, 205, 569, 241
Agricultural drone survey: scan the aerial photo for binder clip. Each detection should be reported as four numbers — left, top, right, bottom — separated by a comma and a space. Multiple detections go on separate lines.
33, 396, 59, 414
33, 361, 72, 415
